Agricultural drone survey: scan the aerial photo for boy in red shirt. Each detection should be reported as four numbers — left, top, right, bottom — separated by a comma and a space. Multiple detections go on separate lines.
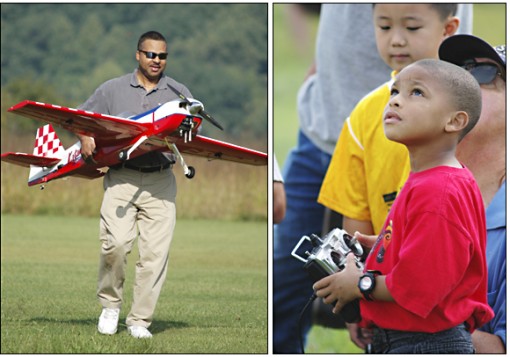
313, 59, 493, 353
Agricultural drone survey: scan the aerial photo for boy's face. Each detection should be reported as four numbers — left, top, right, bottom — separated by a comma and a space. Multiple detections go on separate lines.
373, 4, 454, 72
383, 63, 458, 146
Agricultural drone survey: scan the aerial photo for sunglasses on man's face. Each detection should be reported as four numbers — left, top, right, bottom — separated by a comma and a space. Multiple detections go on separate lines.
138, 50, 168, 60
461, 61, 506, 85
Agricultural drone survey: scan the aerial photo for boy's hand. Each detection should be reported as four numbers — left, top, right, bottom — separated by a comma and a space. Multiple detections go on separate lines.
346, 322, 373, 350
354, 231, 378, 249
313, 253, 363, 314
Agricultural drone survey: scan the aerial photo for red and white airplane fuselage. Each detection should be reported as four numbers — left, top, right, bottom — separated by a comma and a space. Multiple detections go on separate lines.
1, 99, 267, 187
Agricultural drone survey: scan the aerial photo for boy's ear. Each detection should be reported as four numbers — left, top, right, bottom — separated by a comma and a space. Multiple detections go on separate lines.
445, 111, 469, 134
443, 16, 460, 37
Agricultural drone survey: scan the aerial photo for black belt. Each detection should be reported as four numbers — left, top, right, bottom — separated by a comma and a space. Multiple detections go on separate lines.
111, 163, 171, 173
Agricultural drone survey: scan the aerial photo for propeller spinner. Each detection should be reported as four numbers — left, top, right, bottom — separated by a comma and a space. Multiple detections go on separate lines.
167, 83, 224, 131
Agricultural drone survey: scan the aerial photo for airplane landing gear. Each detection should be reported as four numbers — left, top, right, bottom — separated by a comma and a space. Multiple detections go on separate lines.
185, 166, 195, 179
118, 150, 128, 161
119, 135, 148, 161
165, 137, 195, 179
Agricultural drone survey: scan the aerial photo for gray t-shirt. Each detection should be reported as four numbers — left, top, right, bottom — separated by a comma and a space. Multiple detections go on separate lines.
298, 3, 473, 155
80, 69, 192, 167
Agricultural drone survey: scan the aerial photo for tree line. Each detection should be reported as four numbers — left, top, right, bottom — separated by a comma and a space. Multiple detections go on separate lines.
1, 3, 268, 141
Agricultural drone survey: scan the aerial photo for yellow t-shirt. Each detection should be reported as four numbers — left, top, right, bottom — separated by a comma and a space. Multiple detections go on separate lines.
318, 72, 411, 234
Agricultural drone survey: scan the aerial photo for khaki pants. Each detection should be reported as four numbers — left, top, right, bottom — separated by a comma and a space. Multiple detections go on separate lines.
97, 167, 177, 328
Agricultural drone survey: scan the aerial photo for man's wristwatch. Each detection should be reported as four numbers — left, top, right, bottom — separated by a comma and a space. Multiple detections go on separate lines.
358, 270, 382, 301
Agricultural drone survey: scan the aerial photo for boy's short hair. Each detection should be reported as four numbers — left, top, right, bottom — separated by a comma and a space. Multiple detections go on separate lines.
429, 4, 457, 20
137, 31, 167, 49
372, 3, 457, 20
414, 59, 481, 141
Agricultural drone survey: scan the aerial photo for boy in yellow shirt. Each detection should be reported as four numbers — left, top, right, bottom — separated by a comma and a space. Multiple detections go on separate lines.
318, 4, 459, 236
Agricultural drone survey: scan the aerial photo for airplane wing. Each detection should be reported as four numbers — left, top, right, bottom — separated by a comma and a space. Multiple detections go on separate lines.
8, 100, 267, 165
5, 100, 267, 183
0, 152, 61, 168
8, 100, 149, 146
175, 135, 267, 166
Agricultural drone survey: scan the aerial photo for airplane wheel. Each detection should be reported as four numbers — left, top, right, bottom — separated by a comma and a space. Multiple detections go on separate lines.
118, 150, 128, 161
185, 166, 195, 179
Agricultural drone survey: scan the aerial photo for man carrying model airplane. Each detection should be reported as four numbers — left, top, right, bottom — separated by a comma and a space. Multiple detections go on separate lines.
78, 30, 196, 339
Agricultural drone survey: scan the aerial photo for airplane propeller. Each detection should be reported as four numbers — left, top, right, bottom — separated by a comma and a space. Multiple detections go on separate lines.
167, 84, 224, 131
196, 106, 224, 131
187, 98, 224, 131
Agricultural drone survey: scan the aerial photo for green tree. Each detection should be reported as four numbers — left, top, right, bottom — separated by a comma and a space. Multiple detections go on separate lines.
1, 3, 268, 140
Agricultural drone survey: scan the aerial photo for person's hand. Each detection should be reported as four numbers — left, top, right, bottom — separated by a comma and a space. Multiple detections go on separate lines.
313, 253, 363, 314
346, 322, 373, 350
79, 135, 96, 161
354, 231, 378, 249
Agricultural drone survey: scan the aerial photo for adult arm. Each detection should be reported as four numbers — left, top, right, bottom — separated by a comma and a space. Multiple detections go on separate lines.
472, 330, 505, 353
273, 181, 286, 224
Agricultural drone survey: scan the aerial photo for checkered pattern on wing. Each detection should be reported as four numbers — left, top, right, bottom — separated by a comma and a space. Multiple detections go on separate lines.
32, 124, 64, 158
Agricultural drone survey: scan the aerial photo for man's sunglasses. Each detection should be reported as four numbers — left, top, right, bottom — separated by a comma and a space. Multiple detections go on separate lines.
461, 61, 506, 84
138, 50, 168, 60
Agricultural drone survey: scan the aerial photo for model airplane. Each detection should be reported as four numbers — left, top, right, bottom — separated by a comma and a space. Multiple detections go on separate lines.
1, 98, 267, 187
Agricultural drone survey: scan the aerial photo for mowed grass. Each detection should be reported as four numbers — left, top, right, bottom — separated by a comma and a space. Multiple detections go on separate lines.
1, 214, 267, 353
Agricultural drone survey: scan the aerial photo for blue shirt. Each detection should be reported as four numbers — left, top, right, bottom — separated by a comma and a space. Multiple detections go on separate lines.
479, 181, 506, 345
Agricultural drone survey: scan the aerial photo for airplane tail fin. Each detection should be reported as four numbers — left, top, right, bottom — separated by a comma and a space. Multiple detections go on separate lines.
32, 124, 65, 158
28, 124, 65, 182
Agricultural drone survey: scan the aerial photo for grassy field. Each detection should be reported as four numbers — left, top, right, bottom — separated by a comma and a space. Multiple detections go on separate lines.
273, 3, 506, 354
1, 215, 267, 353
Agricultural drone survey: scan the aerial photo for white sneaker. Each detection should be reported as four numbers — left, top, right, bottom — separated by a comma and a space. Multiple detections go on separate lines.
127, 325, 153, 338
97, 307, 120, 335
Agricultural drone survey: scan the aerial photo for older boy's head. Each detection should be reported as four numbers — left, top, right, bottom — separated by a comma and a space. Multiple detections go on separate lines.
414, 59, 482, 140
373, 4, 459, 72
372, 4, 458, 19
